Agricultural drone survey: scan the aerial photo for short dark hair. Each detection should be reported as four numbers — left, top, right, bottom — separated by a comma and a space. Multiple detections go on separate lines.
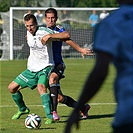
24, 14, 37, 25
117, 0, 133, 4
45, 8, 58, 18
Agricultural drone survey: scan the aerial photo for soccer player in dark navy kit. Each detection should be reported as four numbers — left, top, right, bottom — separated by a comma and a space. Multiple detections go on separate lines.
65, 0, 133, 132
44, 8, 92, 121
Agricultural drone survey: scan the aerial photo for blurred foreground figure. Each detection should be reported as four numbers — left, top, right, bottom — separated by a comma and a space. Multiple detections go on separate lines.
64, 0, 133, 133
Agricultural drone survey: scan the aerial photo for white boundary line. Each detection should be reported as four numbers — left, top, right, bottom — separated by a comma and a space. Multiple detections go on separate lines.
0, 103, 116, 108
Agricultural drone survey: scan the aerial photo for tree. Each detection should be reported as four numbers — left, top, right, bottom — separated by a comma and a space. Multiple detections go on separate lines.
0, 0, 119, 12
74, 0, 118, 7
56, 0, 72, 7
0, 1, 10, 12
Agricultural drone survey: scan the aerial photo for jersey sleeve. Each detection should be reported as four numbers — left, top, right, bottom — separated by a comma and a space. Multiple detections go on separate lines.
93, 18, 120, 58
55, 25, 65, 33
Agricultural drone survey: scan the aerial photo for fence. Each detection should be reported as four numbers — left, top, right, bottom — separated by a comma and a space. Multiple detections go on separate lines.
0, 7, 116, 60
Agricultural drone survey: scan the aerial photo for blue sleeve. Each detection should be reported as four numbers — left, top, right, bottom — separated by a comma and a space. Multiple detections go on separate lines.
93, 19, 120, 58
54, 25, 66, 33
58, 27, 65, 32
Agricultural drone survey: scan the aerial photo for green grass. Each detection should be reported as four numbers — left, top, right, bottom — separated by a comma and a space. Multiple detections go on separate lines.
0, 59, 116, 133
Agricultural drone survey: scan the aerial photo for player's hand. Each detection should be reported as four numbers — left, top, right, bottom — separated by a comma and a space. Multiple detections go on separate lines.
81, 48, 93, 58
41, 34, 51, 45
64, 109, 80, 133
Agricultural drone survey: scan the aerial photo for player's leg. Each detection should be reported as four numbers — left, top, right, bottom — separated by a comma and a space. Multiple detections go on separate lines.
8, 80, 29, 119
49, 63, 65, 121
49, 72, 60, 121
38, 84, 53, 124
58, 88, 77, 107
58, 88, 90, 119
53, 63, 90, 119
38, 66, 53, 124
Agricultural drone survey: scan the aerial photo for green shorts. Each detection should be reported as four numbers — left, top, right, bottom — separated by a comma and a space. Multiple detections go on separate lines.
14, 66, 53, 89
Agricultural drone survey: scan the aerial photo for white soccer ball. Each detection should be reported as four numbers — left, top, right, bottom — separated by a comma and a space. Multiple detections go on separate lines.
25, 114, 41, 129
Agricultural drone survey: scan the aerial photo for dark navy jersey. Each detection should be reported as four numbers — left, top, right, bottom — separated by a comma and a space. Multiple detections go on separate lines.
52, 25, 65, 65
94, 5, 133, 127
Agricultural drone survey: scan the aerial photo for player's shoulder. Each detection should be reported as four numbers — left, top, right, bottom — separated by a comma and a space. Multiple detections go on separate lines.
102, 7, 129, 25
38, 25, 46, 30
55, 25, 65, 32
38, 25, 54, 34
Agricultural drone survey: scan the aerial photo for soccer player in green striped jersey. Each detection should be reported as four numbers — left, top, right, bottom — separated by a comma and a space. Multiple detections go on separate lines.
8, 14, 70, 124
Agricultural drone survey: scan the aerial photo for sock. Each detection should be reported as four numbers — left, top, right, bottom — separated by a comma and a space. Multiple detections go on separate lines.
12, 91, 27, 112
63, 95, 77, 108
49, 84, 58, 112
41, 93, 52, 119
63, 95, 86, 112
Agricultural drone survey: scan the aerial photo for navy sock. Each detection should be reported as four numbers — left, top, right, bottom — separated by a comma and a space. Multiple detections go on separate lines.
49, 84, 58, 112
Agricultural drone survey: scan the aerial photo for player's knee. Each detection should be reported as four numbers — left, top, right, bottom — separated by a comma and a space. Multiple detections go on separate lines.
37, 84, 47, 95
49, 73, 59, 84
8, 84, 13, 93
8, 82, 19, 93
49, 77, 54, 85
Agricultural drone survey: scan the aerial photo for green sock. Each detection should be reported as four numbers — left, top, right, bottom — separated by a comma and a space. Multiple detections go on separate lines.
12, 91, 27, 112
41, 93, 52, 119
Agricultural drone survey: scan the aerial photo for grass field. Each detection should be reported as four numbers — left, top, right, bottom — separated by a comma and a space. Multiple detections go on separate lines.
0, 58, 116, 133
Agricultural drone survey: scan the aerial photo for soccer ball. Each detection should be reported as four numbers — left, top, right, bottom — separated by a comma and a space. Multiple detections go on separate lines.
25, 114, 41, 129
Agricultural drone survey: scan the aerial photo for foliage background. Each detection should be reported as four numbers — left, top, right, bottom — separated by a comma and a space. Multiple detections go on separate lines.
0, 0, 118, 12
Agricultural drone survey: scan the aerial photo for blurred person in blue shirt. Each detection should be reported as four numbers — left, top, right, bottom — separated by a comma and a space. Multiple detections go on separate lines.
65, 0, 133, 133
89, 10, 99, 27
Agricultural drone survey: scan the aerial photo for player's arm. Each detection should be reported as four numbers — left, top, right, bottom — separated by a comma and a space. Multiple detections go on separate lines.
77, 52, 112, 104
64, 51, 113, 133
41, 31, 70, 44
65, 39, 93, 58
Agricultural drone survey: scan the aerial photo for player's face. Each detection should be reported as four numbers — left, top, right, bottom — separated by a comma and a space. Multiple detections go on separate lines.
25, 18, 37, 35
45, 13, 57, 28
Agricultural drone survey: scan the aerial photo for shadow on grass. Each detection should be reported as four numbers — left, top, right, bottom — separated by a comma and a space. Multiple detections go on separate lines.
38, 127, 56, 130
59, 113, 114, 123
88, 113, 114, 120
